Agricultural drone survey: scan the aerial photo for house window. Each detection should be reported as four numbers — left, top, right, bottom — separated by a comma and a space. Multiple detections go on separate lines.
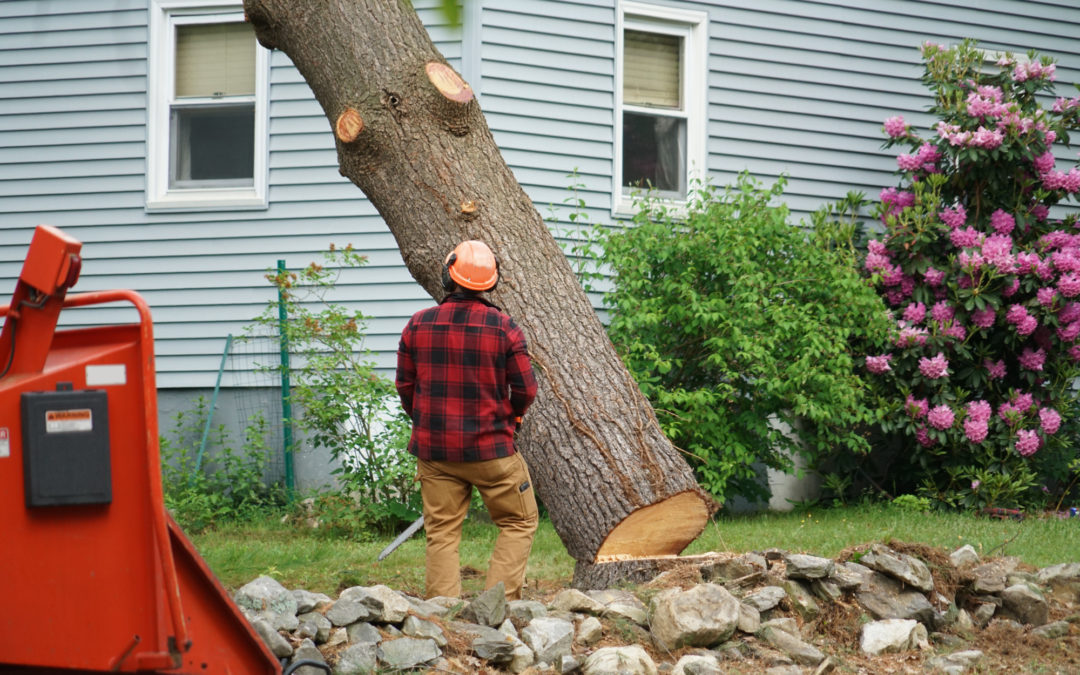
148, 2, 268, 210
616, 3, 707, 214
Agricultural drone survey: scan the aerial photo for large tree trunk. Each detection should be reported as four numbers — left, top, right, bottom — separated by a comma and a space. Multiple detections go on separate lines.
244, 0, 716, 580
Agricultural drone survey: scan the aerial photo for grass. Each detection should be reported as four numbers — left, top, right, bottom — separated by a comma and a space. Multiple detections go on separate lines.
189, 503, 1080, 597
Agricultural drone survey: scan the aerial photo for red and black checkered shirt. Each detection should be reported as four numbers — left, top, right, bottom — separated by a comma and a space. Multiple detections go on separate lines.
395, 293, 537, 462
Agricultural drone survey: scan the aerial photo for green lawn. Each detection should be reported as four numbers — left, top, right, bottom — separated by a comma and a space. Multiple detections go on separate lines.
190, 503, 1080, 597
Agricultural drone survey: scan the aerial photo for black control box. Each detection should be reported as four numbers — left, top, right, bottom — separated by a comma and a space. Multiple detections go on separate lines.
21, 388, 111, 507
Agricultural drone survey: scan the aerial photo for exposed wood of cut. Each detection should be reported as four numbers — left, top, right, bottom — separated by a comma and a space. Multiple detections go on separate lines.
596, 490, 711, 558
243, 0, 716, 570
573, 553, 727, 591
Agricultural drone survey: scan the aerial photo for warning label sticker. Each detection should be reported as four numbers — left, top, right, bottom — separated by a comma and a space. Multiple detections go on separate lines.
0, 428, 8, 458
45, 409, 93, 433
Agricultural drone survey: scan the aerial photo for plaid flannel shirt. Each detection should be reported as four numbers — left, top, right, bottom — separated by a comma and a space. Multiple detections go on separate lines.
395, 293, 537, 462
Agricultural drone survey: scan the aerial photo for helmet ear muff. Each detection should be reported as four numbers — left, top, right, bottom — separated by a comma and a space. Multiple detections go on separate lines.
441, 252, 457, 292
487, 257, 500, 292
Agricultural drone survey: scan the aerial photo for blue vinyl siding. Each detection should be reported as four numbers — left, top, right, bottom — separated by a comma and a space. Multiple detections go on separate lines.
1, 0, 1079, 388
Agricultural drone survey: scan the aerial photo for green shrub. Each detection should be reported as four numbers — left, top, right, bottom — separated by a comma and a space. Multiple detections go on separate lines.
571, 174, 891, 503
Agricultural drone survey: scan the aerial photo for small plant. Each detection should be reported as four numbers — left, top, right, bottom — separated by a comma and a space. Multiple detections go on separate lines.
249, 246, 418, 535
890, 494, 931, 512
160, 396, 286, 532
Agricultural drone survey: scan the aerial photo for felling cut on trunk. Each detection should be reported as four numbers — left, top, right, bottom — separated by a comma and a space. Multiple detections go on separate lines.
243, 0, 717, 586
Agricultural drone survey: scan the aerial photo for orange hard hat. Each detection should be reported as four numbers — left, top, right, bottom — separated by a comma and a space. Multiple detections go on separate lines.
445, 240, 498, 291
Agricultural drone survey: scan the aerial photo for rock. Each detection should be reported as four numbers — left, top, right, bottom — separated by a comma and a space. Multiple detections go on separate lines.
1000, 584, 1049, 626
859, 544, 933, 593
828, 564, 867, 592
950, 544, 980, 567
582, 645, 658, 675
701, 554, 766, 582
402, 594, 452, 618
508, 599, 548, 622
672, 653, 722, 675
346, 621, 382, 645
471, 625, 517, 663
250, 617, 293, 658
297, 611, 331, 643
858, 618, 928, 655
738, 603, 761, 634
326, 627, 348, 647
288, 638, 327, 675
724, 570, 768, 595
927, 649, 983, 675
292, 589, 332, 614
758, 623, 826, 665
1036, 562, 1080, 585
744, 586, 787, 612
402, 615, 447, 647
1032, 620, 1071, 639
972, 602, 996, 627
761, 617, 800, 637
325, 588, 375, 626
954, 609, 975, 634
360, 585, 410, 623
784, 553, 834, 580
588, 589, 649, 625
521, 616, 575, 665
377, 637, 440, 670
510, 639, 535, 673
558, 654, 581, 673
811, 579, 843, 602
856, 571, 936, 625
499, 619, 518, 638
551, 588, 605, 614
461, 583, 507, 627
649, 583, 740, 650
970, 558, 1019, 594
576, 616, 603, 646
783, 579, 820, 620
335, 642, 378, 675
234, 576, 299, 631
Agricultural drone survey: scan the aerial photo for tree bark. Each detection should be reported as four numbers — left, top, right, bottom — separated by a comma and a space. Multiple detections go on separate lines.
243, 0, 716, 573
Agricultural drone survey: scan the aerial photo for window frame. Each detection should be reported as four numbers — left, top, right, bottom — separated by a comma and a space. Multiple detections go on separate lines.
147, 0, 269, 211
614, 2, 708, 216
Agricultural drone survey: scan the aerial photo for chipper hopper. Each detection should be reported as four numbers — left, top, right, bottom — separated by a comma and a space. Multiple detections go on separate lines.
0, 225, 298, 674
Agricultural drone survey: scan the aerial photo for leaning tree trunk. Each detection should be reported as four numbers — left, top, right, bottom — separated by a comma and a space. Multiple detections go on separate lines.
244, 0, 716, 586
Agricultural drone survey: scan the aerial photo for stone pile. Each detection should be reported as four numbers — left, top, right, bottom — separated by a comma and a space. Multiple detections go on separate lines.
234, 543, 1080, 674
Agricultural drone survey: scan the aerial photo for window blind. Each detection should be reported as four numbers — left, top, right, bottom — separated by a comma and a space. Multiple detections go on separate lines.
175, 23, 255, 98
623, 29, 681, 109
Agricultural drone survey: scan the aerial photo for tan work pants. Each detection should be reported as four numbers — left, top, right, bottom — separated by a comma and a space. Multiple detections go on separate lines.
418, 453, 538, 600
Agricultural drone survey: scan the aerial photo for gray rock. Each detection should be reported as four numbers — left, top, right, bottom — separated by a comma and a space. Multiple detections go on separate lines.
811, 579, 843, 602
250, 617, 293, 658
859, 544, 934, 593
551, 588, 605, 614
499, 618, 518, 638
954, 609, 975, 634
650, 583, 740, 650
471, 625, 517, 663
335, 642, 378, 675
737, 602, 761, 634
784, 553, 834, 580
234, 576, 300, 631
972, 602, 996, 627
402, 615, 447, 647
325, 627, 348, 648
949, 545, 980, 567
325, 588, 375, 626
672, 653, 722, 675
758, 624, 826, 665
1036, 561, 1080, 584
559, 654, 581, 674
701, 554, 766, 583
510, 639, 535, 673
783, 579, 820, 620
346, 621, 381, 645
1000, 584, 1049, 626
576, 616, 603, 646
292, 589, 332, 614
828, 564, 867, 592
582, 645, 658, 675
402, 594, 452, 618
289, 638, 327, 675
858, 618, 928, 655
970, 558, 1019, 594
588, 589, 649, 626
856, 571, 936, 625
461, 583, 507, 627
507, 599, 548, 622
359, 585, 411, 624
760, 617, 800, 637
377, 637, 440, 670
744, 586, 788, 612
521, 616, 575, 665
1032, 620, 1071, 639
298, 611, 332, 644
927, 649, 983, 675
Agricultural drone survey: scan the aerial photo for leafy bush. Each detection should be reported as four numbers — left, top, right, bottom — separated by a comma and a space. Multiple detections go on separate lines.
249, 246, 418, 534
860, 40, 1080, 510
160, 396, 286, 531
571, 174, 891, 503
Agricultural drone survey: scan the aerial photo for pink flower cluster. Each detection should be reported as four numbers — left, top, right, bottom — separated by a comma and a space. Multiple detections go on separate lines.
935, 122, 1003, 149
1015, 429, 1041, 456
906, 395, 929, 418
966, 86, 1009, 118
1040, 407, 1062, 435
918, 352, 949, 379
865, 354, 892, 374
1052, 96, 1080, 113
1012, 60, 1056, 83
896, 143, 941, 173
964, 400, 992, 443
1018, 347, 1046, 371
884, 116, 908, 138
990, 209, 1015, 235
1005, 304, 1038, 336
927, 404, 954, 430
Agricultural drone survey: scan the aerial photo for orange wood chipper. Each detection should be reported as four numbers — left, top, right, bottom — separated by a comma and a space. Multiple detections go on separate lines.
0, 225, 305, 674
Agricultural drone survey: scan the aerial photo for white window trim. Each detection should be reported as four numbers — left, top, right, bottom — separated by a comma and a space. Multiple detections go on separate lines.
147, 0, 269, 212
614, 2, 707, 217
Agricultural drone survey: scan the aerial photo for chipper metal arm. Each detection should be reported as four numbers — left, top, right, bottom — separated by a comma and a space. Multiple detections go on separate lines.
0, 225, 282, 674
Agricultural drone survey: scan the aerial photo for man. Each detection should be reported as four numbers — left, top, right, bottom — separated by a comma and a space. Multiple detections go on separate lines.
395, 240, 539, 600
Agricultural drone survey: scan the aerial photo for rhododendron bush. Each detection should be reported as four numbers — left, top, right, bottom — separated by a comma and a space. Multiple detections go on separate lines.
864, 40, 1080, 509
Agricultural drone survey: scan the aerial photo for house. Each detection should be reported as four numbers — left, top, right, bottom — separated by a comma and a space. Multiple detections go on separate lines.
2, 0, 1078, 490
